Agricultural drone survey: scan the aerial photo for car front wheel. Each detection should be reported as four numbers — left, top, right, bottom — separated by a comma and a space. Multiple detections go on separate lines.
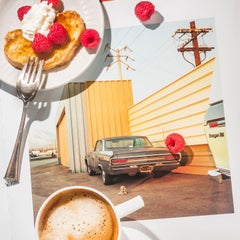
102, 169, 113, 185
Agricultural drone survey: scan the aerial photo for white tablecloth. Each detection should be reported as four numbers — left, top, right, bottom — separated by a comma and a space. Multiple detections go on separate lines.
1, 0, 240, 239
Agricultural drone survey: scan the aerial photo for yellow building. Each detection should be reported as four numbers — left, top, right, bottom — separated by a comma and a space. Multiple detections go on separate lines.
129, 58, 216, 167
56, 80, 133, 172
55, 58, 222, 173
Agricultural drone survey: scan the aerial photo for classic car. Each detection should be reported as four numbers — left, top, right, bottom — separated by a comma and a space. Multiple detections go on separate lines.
85, 136, 182, 185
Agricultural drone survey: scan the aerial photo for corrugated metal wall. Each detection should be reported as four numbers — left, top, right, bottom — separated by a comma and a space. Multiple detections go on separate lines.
128, 58, 215, 166
56, 83, 88, 172
56, 80, 133, 172
83, 80, 133, 150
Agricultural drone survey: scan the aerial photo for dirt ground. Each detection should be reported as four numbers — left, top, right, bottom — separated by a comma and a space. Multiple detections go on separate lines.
31, 162, 234, 222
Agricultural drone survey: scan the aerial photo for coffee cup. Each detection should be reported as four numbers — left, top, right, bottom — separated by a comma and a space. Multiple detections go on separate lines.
35, 186, 144, 240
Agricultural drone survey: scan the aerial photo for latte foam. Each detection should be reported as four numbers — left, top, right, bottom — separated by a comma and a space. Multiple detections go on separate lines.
38, 191, 118, 240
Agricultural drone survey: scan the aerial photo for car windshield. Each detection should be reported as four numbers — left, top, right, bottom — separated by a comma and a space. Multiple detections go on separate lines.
105, 137, 153, 150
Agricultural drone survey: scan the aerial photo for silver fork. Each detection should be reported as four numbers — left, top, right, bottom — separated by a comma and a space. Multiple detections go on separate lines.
4, 57, 45, 186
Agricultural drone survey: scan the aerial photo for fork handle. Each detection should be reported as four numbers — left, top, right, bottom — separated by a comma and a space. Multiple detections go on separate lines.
4, 102, 27, 186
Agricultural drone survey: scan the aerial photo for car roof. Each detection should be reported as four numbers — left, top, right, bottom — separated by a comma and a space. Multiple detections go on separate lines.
99, 136, 147, 141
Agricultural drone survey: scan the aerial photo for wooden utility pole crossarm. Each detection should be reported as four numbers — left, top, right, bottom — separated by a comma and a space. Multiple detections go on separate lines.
173, 21, 214, 67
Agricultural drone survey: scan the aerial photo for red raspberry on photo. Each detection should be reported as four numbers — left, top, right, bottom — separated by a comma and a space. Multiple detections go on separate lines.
17, 5, 31, 21
165, 133, 185, 153
134, 1, 155, 22
48, 23, 68, 45
40, 0, 60, 9
80, 29, 100, 49
32, 33, 53, 54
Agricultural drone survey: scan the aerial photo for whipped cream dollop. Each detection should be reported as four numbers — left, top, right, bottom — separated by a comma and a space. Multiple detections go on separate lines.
21, 1, 56, 41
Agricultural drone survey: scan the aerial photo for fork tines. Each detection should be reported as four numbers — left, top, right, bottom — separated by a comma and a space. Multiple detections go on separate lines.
23, 57, 45, 84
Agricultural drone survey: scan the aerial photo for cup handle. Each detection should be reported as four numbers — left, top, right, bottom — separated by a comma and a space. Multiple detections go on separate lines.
115, 195, 145, 219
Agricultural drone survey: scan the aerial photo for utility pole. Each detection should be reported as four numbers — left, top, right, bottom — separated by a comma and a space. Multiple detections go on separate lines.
173, 21, 214, 67
105, 44, 135, 80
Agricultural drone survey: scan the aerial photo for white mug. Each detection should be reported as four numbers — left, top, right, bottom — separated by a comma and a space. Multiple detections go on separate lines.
35, 186, 144, 240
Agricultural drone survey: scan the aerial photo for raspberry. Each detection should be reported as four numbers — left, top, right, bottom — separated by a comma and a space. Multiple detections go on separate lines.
134, 1, 155, 21
165, 133, 185, 153
80, 29, 100, 49
32, 33, 53, 54
17, 5, 31, 21
40, 0, 60, 9
48, 23, 68, 45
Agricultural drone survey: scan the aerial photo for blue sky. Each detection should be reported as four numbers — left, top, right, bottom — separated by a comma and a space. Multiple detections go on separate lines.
28, 17, 217, 148
97, 17, 216, 103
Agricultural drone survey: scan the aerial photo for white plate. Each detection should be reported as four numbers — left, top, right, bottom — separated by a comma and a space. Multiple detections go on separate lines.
0, 0, 104, 90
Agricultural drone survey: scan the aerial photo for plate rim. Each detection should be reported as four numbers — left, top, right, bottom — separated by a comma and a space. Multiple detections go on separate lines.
0, 0, 105, 91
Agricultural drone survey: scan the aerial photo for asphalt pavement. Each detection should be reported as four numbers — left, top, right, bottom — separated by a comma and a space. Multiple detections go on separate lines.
31, 161, 234, 222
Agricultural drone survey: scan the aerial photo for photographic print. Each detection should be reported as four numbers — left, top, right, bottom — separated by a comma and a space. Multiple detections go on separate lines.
29, 16, 234, 222
0, 0, 239, 239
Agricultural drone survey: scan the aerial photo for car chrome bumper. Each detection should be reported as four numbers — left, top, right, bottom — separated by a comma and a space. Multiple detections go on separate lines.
109, 162, 180, 175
